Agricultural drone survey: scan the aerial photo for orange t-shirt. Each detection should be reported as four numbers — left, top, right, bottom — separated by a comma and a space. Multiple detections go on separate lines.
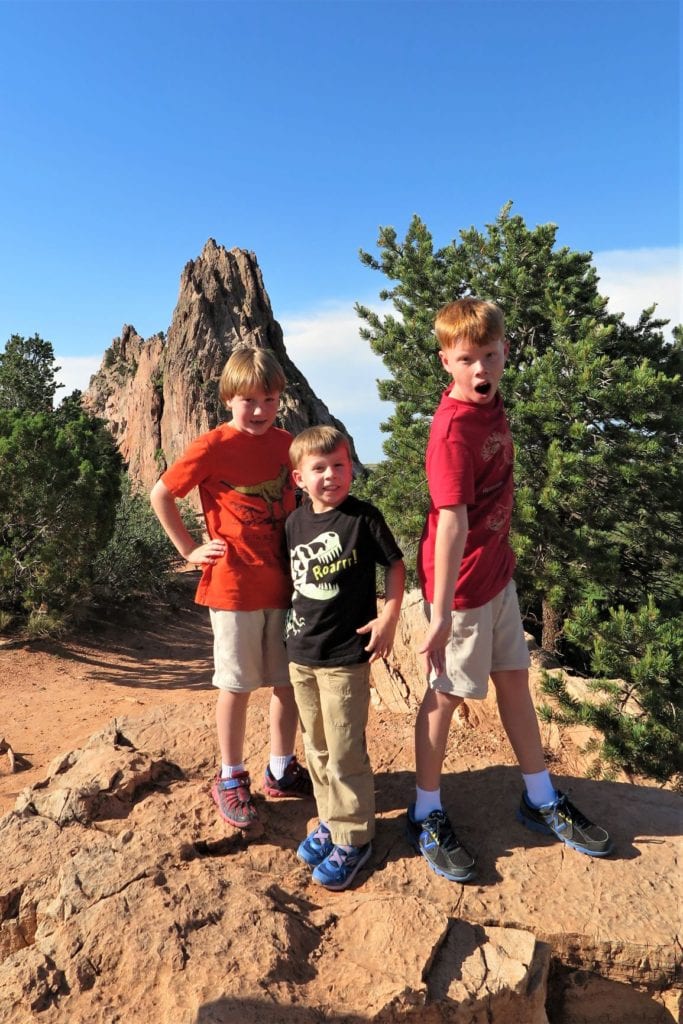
161, 423, 296, 611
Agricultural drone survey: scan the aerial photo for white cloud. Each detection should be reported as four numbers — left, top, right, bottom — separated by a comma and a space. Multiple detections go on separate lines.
592, 247, 682, 333
281, 300, 392, 463
53, 354, 102, 398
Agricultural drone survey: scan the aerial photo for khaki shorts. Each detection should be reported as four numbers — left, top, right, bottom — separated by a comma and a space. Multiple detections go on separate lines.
427, 579, 530, 700
209, 608, 291, 693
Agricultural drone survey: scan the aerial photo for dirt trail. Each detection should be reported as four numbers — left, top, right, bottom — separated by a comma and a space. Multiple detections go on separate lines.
0, 574, 538, 817
0, 578, 217, 814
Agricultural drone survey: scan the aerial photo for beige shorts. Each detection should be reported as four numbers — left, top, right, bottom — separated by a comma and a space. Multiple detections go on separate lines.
209, 608, 291, 693
427, 579, 530, 700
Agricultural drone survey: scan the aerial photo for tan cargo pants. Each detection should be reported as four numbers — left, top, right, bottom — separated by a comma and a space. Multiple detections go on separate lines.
289, 661, 375, 847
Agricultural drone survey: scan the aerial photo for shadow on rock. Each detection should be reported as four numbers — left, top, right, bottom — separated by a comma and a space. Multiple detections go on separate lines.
195, 997, 369, 1023
374, 763, 680, 868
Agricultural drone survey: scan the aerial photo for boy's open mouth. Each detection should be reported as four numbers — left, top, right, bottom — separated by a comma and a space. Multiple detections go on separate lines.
474, 383, 491, 395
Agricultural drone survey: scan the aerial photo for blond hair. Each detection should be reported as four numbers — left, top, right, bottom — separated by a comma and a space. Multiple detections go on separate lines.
434, 298, 505, 350
289, 426, 351, 470
218, 346, 286, 404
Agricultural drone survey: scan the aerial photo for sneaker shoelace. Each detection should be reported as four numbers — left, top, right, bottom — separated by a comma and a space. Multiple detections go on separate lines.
327, 847, 347, 868
554, 794, 593, 830
311, 825, 330, 846
425, 812, 464, 853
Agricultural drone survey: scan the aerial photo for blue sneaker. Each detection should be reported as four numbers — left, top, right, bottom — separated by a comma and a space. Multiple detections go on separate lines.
517, 789, 613, 857
311, 842, 372, 891
297, 822, 333, 866
406, 804, 476, 882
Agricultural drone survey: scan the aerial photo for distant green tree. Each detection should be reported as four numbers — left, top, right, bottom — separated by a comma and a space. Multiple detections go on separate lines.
540, 599, 682, 785
0, 405, 122, 620
356, 205, 682, 651
0, 334, 122, 626
0, 333, 63, 412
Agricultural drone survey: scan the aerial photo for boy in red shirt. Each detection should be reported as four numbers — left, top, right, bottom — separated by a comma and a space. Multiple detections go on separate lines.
409, 299, 611, 881
151, 347, 311, 829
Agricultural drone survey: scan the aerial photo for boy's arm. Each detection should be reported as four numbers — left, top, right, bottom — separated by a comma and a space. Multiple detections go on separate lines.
356, 558, 406, 663
418, 504, 468, 677
150, 479, 226, 566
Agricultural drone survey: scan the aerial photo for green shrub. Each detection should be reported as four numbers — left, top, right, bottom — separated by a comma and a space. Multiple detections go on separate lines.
540, 598, 683, 785
0, 407, 121, 619
91, 477, 201, 605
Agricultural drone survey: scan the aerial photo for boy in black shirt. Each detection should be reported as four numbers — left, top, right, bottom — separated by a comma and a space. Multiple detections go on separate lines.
286, 427, 405, 890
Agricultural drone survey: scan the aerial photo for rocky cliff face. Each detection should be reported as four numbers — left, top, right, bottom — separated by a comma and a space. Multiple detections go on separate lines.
83, 240, 360, 492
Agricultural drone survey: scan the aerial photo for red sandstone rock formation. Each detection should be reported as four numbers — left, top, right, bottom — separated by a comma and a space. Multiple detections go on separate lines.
83, 239, 361, 493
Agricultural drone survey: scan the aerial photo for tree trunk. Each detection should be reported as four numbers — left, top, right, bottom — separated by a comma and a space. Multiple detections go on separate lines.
541, 599, 561, 653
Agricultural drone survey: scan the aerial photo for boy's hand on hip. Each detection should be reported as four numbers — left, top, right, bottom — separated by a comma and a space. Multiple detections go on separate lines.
185, 539, 227, 566
418, 618, 451, 678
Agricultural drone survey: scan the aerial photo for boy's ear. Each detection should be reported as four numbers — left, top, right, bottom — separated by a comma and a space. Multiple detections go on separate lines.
503, 337, 510, 358
292, 468, 304, 490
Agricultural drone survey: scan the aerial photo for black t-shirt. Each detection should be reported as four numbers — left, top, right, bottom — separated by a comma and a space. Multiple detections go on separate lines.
285, 495, 403, 667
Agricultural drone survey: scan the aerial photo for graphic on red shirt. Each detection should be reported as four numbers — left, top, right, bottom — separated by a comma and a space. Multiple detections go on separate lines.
219, 465, 292, 528
161, 423, 296, 611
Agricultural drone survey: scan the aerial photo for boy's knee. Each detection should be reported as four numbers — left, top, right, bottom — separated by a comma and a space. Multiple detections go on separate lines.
490, 668, 529, 691
422, 687, 464, 715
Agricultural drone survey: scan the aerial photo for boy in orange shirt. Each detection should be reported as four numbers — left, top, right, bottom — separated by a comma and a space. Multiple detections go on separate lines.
151, 346, 311, 829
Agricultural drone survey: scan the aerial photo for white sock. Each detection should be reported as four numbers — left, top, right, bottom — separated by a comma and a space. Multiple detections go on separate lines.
221, 762, 245, 779
522, 770, 556, 808
414, 786, 442, 821
269, 753, 294, 780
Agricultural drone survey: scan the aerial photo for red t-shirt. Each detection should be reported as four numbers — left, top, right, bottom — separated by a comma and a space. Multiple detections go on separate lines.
418, 389, 515, 610
161, 423, 296, 611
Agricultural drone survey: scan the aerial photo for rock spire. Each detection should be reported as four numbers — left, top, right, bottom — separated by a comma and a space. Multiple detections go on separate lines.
83, 239, 361, 491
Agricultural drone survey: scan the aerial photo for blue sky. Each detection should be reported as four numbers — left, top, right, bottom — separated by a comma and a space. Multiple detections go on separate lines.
1, 0, 680, 462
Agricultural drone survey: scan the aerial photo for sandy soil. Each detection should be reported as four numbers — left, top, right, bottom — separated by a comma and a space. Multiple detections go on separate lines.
0, 576, 218, 815
0, 573, 561, 818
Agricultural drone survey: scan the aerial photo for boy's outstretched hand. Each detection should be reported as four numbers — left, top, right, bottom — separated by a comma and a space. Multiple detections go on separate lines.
356, 613, 399, 663
357, 558, 405, 663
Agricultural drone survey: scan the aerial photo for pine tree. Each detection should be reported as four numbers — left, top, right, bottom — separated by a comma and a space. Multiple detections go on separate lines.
0, 336, 122, 629
356, 205, 682, 652
540, 599, 682, 785
0, 333, 63, 412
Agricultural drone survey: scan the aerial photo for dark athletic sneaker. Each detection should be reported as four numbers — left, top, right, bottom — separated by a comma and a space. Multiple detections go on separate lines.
312, 842, 372, 891
211, 771, 259, 829
406, 804, 477, 883
297, 822, 334, 867
517, 789, 613, 857
262, 756, 313, 798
